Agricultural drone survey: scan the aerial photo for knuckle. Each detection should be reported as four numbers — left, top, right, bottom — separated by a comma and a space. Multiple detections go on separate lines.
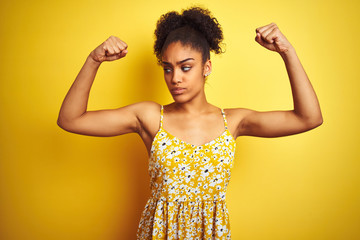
265, 35, 272, 41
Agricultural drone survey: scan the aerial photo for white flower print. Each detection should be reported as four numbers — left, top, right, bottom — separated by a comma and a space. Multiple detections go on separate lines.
202, 156, 210, 163
209, 174, 223, 187
212, 144, 220, 154
163, 175, 173, 185
137, 109, 237, 240
185, 170, 196, 183
221, 146, 229, 153
168, 185, 177, 195
216, 224, 227, 237
158, 137, 172, 152
200, 163, 215, 179
178, 163, 190, 172
167, 146, 181, 159
223, 134, 232, 145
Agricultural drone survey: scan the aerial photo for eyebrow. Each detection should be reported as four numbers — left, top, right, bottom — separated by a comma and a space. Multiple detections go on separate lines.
162, 58, 195, 66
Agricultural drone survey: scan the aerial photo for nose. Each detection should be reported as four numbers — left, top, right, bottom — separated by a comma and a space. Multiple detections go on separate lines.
171, 69, 182, 85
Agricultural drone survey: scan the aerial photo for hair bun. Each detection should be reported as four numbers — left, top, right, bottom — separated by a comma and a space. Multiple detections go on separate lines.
154, 6, 224, 63
181, 7, 224, 54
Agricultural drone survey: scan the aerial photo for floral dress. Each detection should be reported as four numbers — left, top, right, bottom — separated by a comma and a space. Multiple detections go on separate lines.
137, 105, 236, 239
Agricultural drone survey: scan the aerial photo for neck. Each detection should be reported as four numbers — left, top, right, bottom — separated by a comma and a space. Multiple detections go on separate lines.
171, 90, 212, 114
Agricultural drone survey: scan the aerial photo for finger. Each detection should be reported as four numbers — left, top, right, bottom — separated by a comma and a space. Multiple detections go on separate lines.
255, 22, 276, 34
105, 53, 122, 61
261, 26, 277, 43
255, 32, 266, 46
102, 44, 109, 54
255, 32, 273, 49
106, 43, 115, 55
117, 42, 126, 51
116, 40, 128, 51
261, 27, 278, 44
112, 44, 121, 54
105, 49, 128, 61
119, 49, 128, 58
108, 38, 122, 53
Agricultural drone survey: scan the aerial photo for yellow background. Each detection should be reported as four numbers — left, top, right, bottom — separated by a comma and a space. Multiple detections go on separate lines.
1, 0, 359, 239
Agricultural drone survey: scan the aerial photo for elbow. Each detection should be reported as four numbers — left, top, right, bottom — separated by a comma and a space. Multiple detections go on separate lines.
314, 111, 324, 127
317, 115, 324, 127
294, 109, 323, 130
57, 117, 67, 130
57, 116, 72, 132
306, 115, 323, 130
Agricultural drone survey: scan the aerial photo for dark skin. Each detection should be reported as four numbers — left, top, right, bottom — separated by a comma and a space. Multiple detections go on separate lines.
57, 23, 323, 155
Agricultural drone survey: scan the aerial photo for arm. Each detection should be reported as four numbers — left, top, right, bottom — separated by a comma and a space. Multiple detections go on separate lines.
236, 23, 323, 138
57, 36, 143, 137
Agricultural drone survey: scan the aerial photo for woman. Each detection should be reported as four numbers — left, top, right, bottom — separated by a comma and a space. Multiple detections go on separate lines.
57, 7, 322, 240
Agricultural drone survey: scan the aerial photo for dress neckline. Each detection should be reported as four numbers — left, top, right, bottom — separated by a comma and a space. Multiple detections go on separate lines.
160, 126, 230, 148
148, 105, 236, 151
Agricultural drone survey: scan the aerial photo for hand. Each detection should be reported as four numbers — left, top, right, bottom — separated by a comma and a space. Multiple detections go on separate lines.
90, 36, 128, 63
255, 23, 293, 54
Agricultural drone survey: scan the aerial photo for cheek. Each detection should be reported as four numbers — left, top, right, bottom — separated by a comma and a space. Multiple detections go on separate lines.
163, 74, 172, 86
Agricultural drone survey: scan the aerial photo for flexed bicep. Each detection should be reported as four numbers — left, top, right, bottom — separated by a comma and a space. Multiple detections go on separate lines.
237, 109, 322, 138
58, 103, 141, 137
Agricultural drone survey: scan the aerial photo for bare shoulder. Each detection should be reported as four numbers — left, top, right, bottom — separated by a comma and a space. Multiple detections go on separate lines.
223, 107, 253, 115
57, 101, 161, 137
223, 107, 255, 122
130, 101, 161, 113
132, 101, 162, 135
133, 101, 162, 121
131, 101, 163, 151
223, 107, 256, 138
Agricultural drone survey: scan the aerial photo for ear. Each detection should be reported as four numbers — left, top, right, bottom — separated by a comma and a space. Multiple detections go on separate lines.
203, 59, 212, 77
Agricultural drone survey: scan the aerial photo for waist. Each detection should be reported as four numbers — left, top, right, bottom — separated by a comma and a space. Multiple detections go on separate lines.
148, 195, 227, 203
150, 189, 228, 202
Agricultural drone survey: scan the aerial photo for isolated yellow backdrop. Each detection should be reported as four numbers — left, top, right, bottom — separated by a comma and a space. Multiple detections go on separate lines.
1, 0, 359, 239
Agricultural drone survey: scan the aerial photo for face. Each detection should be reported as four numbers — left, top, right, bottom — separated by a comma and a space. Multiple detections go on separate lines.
161, 42, 211, 103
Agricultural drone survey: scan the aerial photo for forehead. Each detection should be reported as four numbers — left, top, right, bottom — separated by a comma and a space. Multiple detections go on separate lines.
161, 42, 202, 63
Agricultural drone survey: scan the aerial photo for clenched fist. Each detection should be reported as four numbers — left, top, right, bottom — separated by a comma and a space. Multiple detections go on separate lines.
255, 23, 293, 54
90, 36, 128, 63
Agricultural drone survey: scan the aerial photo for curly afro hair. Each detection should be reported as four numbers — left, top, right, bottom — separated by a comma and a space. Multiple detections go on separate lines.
154, 6, 224, 64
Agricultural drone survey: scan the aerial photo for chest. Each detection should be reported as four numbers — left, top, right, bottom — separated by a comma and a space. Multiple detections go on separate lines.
162, 114, 226, 146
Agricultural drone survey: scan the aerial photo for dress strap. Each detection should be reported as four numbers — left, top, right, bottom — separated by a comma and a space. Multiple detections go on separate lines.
221, 109, 228, 130
160, 105, 164, 128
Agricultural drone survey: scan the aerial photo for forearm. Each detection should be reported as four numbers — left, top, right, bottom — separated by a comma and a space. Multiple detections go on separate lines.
280, 48, 323, 124
58, 55, 101, 124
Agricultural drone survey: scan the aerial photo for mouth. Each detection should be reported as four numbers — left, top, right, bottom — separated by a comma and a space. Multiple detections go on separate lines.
171, 87, 186, 95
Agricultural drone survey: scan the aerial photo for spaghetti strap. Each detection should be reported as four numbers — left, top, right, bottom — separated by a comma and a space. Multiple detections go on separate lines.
137, 106, 236, 240
160, 105, 164, 128
221, 108, 228, 130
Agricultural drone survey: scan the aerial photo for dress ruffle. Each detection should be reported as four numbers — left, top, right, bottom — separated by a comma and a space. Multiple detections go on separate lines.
137, 106, 236, 239
137, 198, 231, 240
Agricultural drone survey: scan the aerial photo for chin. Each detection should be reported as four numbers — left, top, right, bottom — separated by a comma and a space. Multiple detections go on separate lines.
171, 94, 189, 103
172, 94, 198, 104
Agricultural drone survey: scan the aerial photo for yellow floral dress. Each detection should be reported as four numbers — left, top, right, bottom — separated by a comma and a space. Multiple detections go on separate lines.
137, 105, 236, 239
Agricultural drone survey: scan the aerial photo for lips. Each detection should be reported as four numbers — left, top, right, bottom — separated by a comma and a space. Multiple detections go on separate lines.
171, 87, 186, 95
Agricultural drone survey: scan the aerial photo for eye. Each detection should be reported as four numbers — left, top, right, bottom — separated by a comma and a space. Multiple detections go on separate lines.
182, 66, 191, 72
163, 68, 172, 73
